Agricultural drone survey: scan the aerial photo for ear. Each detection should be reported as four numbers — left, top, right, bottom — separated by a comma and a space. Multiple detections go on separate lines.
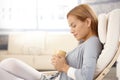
86, 18, 91, 27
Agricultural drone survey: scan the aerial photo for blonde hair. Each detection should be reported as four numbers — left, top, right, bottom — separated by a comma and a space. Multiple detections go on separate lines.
67, 4, 98, 36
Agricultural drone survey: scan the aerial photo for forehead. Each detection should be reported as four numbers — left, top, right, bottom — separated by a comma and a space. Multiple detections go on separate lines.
67, 15, 83, 24
67, 15, 78, 22
68, 15, 79, 24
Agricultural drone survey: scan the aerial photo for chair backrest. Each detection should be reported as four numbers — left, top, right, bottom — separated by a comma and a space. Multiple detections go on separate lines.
94, 9, 120, 80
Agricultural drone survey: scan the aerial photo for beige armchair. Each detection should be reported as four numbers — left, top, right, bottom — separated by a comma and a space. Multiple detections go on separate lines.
94, 9, 120, 80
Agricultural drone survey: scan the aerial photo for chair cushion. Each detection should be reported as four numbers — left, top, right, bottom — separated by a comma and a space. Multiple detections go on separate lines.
94, 9, 120, 77
98, 13, 107, 44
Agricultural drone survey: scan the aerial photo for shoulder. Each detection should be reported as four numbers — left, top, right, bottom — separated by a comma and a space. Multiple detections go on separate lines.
83, 36, 103, 55
84, 36, 102, 47
77, 36, 102, 50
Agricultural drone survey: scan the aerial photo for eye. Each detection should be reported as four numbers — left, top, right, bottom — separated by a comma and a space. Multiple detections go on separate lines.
69, 23, 76, 28
72, 24, 76, 28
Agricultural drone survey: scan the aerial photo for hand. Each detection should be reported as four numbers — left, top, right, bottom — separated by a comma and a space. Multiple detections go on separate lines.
51, 55, 69, 73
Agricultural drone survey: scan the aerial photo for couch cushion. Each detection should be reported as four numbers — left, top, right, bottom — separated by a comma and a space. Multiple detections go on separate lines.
45, 32, 78, 53
8, 32, 45, 55
34, 55, 55, 70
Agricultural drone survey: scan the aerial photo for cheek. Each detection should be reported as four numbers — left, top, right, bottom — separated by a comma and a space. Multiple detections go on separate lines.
78, 23, 88, 34
77, 27, 88, 38
77, 27, 84, 35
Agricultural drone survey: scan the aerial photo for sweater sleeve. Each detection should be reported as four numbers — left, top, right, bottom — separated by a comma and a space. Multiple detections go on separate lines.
69, 38, 102, 80
75, 38, 102, 80
67, 67, 76, 79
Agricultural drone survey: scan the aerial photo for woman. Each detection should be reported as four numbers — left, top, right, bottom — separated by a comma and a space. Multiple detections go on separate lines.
0, 4, 102, 80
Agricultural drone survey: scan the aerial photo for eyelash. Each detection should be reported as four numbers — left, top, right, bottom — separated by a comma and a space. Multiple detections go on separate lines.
72, 25, 76, 28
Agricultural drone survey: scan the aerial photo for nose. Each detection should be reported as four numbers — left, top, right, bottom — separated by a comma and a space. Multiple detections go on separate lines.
70, 28, 74, 34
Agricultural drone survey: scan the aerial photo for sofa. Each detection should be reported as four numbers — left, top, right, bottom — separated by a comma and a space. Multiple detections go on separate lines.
0, 31, 78, 70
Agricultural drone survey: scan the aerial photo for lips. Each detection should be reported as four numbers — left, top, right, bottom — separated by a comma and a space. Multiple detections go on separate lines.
73, 34, 77, 37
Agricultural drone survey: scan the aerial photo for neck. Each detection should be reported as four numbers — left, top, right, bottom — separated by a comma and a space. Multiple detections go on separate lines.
83, 32, 96, 41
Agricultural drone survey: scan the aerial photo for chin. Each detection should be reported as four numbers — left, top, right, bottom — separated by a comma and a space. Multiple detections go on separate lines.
76, 37, 83, 41
76, 38, 81, 41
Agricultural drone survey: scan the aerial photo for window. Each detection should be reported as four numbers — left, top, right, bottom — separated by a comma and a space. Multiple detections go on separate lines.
0, 0, 78, 31
37, 0, 78, 30
0, 0, 36, 30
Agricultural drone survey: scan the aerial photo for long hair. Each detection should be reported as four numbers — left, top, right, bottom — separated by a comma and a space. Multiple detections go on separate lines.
67, 4, 98, 36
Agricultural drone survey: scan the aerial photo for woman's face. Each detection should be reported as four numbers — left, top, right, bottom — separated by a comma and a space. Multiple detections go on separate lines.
67, 15, 91, 41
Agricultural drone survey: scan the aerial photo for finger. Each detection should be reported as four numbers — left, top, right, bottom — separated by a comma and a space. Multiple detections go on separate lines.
51, 61, 57, 66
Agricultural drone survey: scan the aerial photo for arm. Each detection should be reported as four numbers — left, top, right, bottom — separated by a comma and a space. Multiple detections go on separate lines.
52, 46, 99, 80
67, 38, 102, 80
52, 38, 102, 80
